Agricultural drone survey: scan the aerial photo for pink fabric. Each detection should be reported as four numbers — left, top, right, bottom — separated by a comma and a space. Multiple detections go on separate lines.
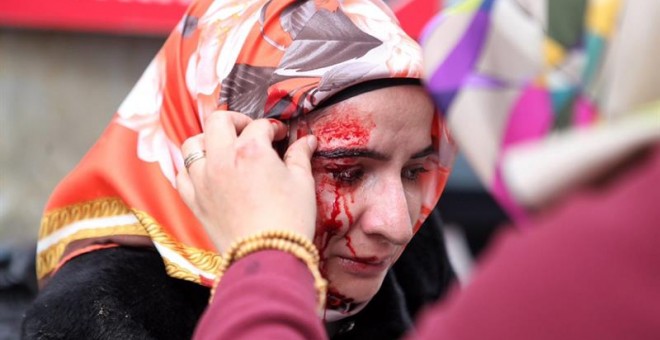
491, 166, 529, 223
501, 85, 553, 148
491, 84, 552, 223
573, 95, 598, 128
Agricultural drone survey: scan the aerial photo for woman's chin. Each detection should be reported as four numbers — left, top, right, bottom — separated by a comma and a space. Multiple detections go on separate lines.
325, 268, 387, 305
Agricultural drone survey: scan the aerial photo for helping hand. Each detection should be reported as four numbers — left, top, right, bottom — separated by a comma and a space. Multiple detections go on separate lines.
176, 110, 318, 253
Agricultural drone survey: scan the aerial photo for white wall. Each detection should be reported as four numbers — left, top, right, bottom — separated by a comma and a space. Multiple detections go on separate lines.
0, 29, 163, 243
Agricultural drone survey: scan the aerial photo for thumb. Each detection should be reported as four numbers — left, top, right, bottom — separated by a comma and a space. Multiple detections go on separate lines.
284, 135, 317, 175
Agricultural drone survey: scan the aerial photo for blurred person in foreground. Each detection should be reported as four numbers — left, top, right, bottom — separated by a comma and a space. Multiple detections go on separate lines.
22, 0, 457, 339
189, 0, 660, 339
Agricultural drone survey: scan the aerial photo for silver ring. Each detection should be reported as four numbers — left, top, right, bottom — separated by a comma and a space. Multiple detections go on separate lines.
184, 150, 206, 170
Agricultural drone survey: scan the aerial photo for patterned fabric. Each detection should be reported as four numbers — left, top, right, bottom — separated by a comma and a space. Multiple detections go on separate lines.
422, 0, 660, 221
37, 0, 449, 287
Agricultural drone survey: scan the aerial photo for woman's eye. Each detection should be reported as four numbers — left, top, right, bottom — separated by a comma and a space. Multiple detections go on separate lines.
329, 167, 364, 184
402, 166, 429, 182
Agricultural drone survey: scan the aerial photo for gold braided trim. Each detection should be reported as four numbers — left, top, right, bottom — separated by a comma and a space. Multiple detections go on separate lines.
37, 224, 148, 279
161, 257, 216, 285
37, 197, 221, 285
40, 198, 132, 239
211, 230, 327, 312
132, 209, 222, 285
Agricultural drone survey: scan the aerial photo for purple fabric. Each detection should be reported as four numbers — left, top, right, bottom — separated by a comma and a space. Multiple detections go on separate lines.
430, 91, 458, 115
464, 73, 507, 89
426, 10, 491, 111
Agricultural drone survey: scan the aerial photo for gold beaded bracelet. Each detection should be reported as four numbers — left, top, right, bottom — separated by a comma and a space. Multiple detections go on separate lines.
225, 230, 320, 263
210, 230, 327, 312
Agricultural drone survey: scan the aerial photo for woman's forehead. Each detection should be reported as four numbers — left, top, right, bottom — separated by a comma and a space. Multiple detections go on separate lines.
308, 86, 434, 151
312, 85, 432, 121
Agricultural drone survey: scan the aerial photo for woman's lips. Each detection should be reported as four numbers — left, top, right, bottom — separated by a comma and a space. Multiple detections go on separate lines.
336, 256, 390, 277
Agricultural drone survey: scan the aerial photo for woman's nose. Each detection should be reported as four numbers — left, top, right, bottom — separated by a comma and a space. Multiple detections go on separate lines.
359, 178, 413, 245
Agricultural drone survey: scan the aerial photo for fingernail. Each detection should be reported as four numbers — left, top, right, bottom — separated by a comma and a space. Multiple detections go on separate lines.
306, 135, 317, 150
267, 118, 282, 127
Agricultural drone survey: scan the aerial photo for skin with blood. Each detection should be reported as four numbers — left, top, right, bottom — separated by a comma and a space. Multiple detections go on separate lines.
326, 287, 356, 313
313, 112, 375, 149
311, 111, 373, 311
308, 112, 448, 313
287, 85, 445, 315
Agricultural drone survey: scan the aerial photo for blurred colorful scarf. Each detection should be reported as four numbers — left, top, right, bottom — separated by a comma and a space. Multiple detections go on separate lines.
36, 0, 450, 287
422, 0, 660, 221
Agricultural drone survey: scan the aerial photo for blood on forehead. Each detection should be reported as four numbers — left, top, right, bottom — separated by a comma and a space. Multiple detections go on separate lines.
311, 108, 376, 148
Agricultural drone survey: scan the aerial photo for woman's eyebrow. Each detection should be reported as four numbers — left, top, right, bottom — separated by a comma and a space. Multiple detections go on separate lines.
313, 145, 434, 160
412, 145, 435, 159
314, 148, 388, 160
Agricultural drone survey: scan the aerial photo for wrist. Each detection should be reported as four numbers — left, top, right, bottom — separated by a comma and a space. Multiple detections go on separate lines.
210, 230, 327, 311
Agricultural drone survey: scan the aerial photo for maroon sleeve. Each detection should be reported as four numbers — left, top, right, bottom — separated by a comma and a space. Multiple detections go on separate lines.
409, 146, 660, 340
193, 250, 327, 340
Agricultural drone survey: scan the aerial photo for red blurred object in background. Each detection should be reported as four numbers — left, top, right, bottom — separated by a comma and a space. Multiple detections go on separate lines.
0, 0, 191, 36
0, 0, 440, 38
390, 0, 442, 40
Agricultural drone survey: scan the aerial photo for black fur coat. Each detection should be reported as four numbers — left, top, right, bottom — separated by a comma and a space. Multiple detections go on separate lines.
22, 210, 454, 339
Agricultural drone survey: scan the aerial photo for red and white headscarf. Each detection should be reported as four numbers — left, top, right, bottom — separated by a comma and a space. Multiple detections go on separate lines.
37, 0, 452, 287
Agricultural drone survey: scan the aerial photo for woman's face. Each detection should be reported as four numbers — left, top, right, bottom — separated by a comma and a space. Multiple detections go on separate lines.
290, 85, 437, 310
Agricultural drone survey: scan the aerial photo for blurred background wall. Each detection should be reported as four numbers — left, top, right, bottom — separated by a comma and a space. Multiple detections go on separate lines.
0, 29, 164, 244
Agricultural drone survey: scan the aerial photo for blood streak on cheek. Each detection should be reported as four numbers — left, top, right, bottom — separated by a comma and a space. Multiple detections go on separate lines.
343, 193, 356, 257
345, 236, 356, 257
315, 178, 359, 254
314, 181, 360, 278
314, 178, 347, 255
313, 177, 340, 265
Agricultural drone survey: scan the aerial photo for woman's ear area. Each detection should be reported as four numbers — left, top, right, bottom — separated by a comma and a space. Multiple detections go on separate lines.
286, 119, 301, 146
286, 108, 330, 147
274, 116, 312, 159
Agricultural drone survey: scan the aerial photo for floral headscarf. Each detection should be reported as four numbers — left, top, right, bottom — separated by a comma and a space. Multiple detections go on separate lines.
422, 0, 660, 222
37, 0, 450, 287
